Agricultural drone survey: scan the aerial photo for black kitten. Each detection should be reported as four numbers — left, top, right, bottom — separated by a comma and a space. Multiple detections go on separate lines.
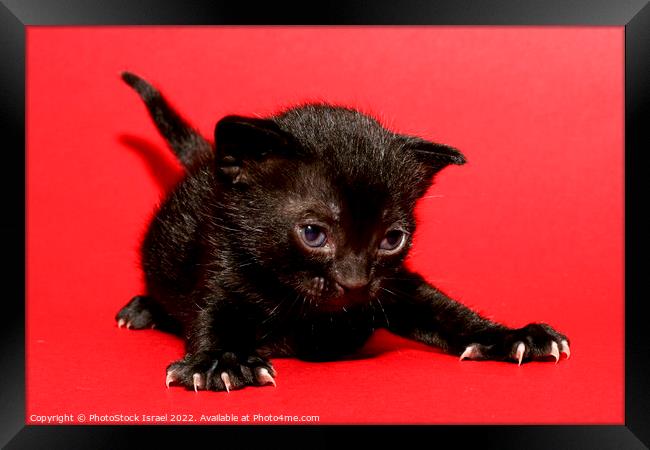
117, 72, 570, 392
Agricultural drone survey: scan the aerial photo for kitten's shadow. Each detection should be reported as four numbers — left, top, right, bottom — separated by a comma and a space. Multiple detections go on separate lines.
118, 134, 184, 193
338, 329, 442, 361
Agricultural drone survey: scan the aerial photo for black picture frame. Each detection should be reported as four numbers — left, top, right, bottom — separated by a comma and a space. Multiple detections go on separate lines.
3, 1, 648, 448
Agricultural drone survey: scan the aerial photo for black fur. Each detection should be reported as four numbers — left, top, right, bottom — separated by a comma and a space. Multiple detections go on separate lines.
117, 72, 569, 391
121, 72, 212, 168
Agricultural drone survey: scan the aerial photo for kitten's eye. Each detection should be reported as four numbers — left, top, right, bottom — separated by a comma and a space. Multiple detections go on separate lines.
379, 230, 405, 252
300, 225, 327, 248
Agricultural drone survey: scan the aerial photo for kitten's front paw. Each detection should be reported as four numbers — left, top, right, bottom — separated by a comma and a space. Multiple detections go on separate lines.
165, 352, 276, 392
459, 323, 570, 365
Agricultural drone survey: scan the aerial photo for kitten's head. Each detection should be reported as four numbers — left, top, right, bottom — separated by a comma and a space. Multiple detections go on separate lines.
214, 104, 464, 313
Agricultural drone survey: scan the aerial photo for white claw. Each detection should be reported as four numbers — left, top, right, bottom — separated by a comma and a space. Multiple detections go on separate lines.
117, 318, 125, 328
221, 372, 232, 393
192, 373, 203, 392
560, 340, 571, 359
459, 345, 480, 361
516, 342, 526, 366
126, 322, 132, 329
256, 367, 276, 386
550, 341, 560, 364
165, 371, 175, 388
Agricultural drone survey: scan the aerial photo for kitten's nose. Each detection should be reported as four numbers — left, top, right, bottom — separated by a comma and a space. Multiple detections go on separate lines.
333, 261, 370, 295
336, 277, 369, 292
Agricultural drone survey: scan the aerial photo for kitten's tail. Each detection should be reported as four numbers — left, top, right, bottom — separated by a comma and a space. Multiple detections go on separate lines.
121, 72, 213, 169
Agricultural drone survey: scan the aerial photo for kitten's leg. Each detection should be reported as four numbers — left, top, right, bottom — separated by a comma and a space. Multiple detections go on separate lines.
115, 295, 179, 333
165, 305, 276, 392
381, 271, 570, 364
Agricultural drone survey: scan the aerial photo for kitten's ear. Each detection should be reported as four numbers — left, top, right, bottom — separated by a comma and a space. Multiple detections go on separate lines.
402, 136, 466, 177
214, 115, 294, 183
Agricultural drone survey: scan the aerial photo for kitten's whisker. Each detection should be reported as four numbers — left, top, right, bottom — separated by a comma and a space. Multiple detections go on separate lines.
380, 286, 422, 300
296, 294, 308, 319
381, 276, 447, 283
262, 301, 284, 324
288, 293, 303, 315
379, 286, 399, 298
373, 296, 390, 328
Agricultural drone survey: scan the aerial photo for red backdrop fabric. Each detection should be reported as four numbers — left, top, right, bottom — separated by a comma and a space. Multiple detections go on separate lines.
26, 27, 624, 424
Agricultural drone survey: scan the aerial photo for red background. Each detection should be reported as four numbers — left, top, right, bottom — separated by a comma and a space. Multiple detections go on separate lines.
26, 27, 624, 424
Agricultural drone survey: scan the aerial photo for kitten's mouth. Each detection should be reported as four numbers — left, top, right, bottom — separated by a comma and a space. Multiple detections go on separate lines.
326, 292, 368, 308
300, 276, 372, 312
310, 278, 372, 312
